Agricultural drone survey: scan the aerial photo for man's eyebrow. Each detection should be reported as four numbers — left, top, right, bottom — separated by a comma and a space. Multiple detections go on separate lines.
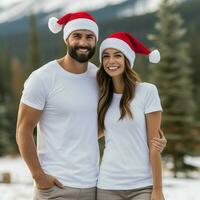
86, 34, 95, 37
72, 33, 81, 36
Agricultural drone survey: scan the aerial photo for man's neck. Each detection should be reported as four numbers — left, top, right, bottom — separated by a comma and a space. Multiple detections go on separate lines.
57, 54, 88, 74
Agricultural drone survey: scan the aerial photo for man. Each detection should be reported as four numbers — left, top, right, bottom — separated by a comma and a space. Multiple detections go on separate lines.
16, 12, 99, 200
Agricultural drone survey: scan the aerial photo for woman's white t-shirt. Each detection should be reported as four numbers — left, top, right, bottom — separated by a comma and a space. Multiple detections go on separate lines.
97, 82, 162, 190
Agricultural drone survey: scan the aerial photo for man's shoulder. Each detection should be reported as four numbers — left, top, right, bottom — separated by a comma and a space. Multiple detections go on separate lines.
32, 60, 56, 77
89, 62, 98, 69
32, 60, 55, 74
88, 62, 98, 75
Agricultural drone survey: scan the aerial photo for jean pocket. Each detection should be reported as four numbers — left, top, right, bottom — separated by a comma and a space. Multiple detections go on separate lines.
37, 186, 55, 193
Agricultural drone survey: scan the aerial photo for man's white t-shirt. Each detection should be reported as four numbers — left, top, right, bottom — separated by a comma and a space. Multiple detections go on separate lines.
97, 82, 162, 190
21, 60, 99, 188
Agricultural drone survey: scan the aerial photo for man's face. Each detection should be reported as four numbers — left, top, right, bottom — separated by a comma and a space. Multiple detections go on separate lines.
66, 30, 96, 63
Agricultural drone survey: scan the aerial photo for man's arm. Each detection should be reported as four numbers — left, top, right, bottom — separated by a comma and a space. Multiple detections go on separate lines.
146, 111, 165, 200
151, 129, 167, 153
98, 131, 104, 140
16, 103, 63, 189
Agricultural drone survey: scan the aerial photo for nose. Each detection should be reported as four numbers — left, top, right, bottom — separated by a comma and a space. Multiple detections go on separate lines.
108, 56, 115, 64
79, 38, 88, 47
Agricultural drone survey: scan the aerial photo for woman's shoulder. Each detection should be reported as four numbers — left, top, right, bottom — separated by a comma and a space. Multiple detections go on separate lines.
134, 82, 161, 108
136, 82, 157, 92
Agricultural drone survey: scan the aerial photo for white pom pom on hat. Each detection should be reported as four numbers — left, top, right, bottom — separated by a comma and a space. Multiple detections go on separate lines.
100, 32, 160, 67
48, 17, 62, 34
48, 12, 99, 41
149, 49, 160, 63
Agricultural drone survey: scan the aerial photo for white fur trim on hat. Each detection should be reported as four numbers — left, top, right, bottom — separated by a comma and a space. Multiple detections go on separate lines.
100, 38, 135, 67
48, 17, 62, 34
63, 18, 99, 41
149, 49, 160, 63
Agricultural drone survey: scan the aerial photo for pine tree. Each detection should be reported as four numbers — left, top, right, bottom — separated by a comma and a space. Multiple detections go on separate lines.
188, 26, 200, 125
27, 11, 41, 74
0, 104, 10, 155
149, 0, 196, 177
0, 45, 12, 101
10, 57, 24, 103
0, 47, 15, 155
187, 25, 200, 158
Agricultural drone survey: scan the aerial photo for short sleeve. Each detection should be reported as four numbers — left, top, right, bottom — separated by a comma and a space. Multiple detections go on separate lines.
144, 84, 162, 114
20, 73, 47, 110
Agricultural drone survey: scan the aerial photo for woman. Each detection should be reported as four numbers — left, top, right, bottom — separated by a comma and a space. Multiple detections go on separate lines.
97, 32, 165, 200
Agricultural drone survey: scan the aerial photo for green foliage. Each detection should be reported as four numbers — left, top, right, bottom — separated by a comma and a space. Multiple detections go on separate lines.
150, 0, 198, 177
188, 25, 200, 122
0, 12, 43, 156
0, 49, 18, 155
27, 12, 41, 73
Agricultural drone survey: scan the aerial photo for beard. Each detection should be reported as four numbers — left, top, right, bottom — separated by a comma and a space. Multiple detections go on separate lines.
67, 44, 96, 63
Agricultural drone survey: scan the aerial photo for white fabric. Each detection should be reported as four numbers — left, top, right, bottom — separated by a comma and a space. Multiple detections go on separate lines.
99, 38, 135, 67
48, 17, 62, 34
21, 60, 99, 188
97, 82, 162, 190
63, 18, 99, 41
149, 49, 160, 63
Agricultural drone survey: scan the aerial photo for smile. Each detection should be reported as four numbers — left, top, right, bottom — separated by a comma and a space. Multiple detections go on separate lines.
77, 48, 89, 53
107, 66, 120, 70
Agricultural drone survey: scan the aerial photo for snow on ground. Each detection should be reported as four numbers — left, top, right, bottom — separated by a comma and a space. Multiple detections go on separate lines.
0, 157, 34, 200
0, 156, 199, 200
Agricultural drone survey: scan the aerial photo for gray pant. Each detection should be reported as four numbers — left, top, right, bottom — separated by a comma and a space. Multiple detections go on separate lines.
97, 186, 152, 200
34, 185, 96, 200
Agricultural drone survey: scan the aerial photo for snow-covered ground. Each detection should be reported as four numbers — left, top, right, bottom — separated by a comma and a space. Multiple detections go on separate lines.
0, 157, 199, 200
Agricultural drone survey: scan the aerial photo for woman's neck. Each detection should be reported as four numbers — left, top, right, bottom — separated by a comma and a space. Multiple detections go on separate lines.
112, 75, 124, 94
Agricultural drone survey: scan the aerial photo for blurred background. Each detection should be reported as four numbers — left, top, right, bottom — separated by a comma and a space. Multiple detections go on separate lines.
0, 0, 200, 199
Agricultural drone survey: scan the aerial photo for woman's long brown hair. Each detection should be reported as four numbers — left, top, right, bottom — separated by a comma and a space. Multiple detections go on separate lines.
97, 58, 141, 134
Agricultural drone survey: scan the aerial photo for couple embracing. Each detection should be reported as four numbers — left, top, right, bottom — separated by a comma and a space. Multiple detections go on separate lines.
16, 11, 166, 200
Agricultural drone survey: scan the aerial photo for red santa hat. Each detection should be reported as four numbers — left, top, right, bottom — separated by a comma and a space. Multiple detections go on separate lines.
48, 11, 99, 41
99, 32, 160, 67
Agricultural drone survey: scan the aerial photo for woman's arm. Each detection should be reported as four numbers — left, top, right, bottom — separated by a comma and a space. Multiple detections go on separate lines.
146, 111, 165, 200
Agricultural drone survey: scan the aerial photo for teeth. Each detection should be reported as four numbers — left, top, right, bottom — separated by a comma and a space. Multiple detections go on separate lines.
108, 66, 119, 70
78, 49, 88, 53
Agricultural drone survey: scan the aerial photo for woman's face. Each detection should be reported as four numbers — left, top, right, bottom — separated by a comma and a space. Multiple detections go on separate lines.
102, 48, 125, 77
